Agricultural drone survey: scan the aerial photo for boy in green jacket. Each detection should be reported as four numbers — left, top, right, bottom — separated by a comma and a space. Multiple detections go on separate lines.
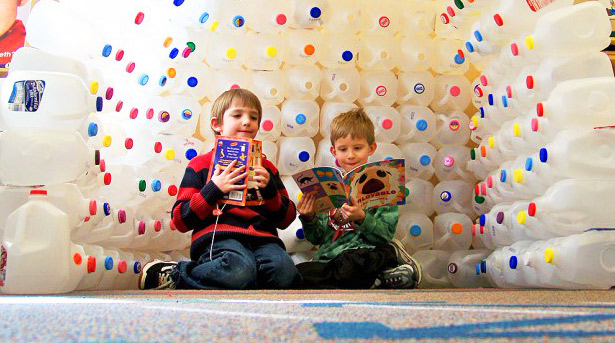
296, 108, 422, 289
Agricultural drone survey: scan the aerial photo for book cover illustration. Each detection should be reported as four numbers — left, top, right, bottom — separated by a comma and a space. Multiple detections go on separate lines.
207, 136, 263, 206
292, 159, 406, 214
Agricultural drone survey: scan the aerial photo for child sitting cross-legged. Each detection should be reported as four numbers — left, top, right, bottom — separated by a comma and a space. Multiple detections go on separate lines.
296, 108, 422, 289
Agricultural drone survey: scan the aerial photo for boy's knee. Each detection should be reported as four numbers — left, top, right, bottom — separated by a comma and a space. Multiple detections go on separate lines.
220, 253, 257, 289
264, 254, 300, 288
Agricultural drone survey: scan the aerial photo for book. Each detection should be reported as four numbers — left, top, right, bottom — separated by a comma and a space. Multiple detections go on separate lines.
291, 159, 406, 214
207, 135, 264, 206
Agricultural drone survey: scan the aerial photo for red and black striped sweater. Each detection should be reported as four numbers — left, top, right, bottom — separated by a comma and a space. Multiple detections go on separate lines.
171, 150, 297, 260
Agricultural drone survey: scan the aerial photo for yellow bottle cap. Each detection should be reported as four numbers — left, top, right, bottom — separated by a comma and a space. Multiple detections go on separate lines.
544, 248, 554, 264
226, 48, 237, 60
516, 211, 526, 225
165, 150, 176, 161
488, 137, 494, 149
90, 81, 99, 95
525, 36, 534, 51
513, 169, 524, 183
210, 21, 219, 32
265, 46, 277, 58
102, 136, 112, 147
471, 115, 478, 128
513, 124, 520, 137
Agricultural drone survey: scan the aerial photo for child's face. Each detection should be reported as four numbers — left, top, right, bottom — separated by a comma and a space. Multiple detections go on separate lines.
330, 135, 376, 172
211, 98, 260, 139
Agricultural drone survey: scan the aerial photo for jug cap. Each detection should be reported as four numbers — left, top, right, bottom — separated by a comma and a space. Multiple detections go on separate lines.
30, 189, 47, 196
528, 202, 537, 217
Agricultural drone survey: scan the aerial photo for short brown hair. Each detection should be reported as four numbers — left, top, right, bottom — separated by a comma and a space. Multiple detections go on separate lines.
210, 88, 263, 134
329, 108, 375, 146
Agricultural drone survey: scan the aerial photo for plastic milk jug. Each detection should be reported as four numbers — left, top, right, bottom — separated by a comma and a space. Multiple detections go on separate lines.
358, 70, 398, 106
430, 74, 471, 113
277, 136, 316, 175
395, 105, 437, 144
368, 142, 403, 162
249, 70, 286, 106
398, 142, 436, 181
282, 28, 321, 66
289, 0, 328, 29
364, 106, 401, 143
278, 219, 314, 254
357, 33, 399, 71
413, 250, 453, 288
397, 71, 435, 107
280, 99, 320, 137
315, 139, 338, 169
395, 213, 434, 254
359, 0, 401, 35
433, 212, 473, 251
397, 34, 433, 72
434, 145, 475, 182
284, 64, 323, 100
431, 111, 470, 149
320, 68, 360, 103
244, 32, 284, 71
400, 178, 434, 216
447, 250, 492, 288
319, 102, 358, 139
433, 180, 475, 217
326, 0, 361, 34
318, 30, 359, 68
255, 105, 282, 142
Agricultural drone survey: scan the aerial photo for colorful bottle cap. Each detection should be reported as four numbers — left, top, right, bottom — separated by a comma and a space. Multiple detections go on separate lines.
473, 30, 483, 42
496, 211, 504, 224
525, 36, 534, 50
446, 6, 455, 17
501, 95, 508, 108
90, 81, 99, 95
479, 214, 486, 227
262, 120, 274, 131
159, 75, 168, 86
544, 248, 554, 264
138, 73, 149, 86
480, 145, 486, 157
168, 184, 178, 196
126, 62, 136, 73
474, 263, 481, 275
225, 48, 237, 60
416, 119, 428, 132
210, 21, 219, 32
409, 225, 422, 237
525, 157, 533, 171
169, 48, 179, 59
87, 256, 96, 273
510, 43, 519, 56
104, 256, 114, 270
185, 148, 198, 160
103, 173, 112, 185
487, 136, 494, 149
118, 209, 127, 224
88, 122, 99, 137
102, 135, 112, 147
487, 94, 494, 106
341, 50, 353, 62
115, 49, 124, 61
536, 102, 544, 117
96, 96, 103, 112
187, 42, 196, 52
480, 260, 487, 274
118, 260, 127, 274
506, 86, 512, 98
443, 156, 454, 167
440, 13, 450, 24
73, 253, 83, 266
103, 203, 111, 216
474, 196, 485, 204
133, 262, 142, 274
486, 176, 493, 188
419, 155, 431, 166
513, 169, 524, 183
509, 256, 518, 269
154, 220, 162, 232
451, 222, 463, 235
298, 151, 310, 162
480, 75, 488, 87
265, 46, 277, 58
450, 86, 461, 97
454, 0, 464, 9
516, 211, 526, 225
474, 184, 479, 196
296, 228, 305, 240
154, 142, 163, 153
474, 85, 483, 97
531, 118, 539, 132
165, 150, 176, 160
200, 12, 210, 24
310, 7, 322, 19
528, 202, 536, 217
471, 224, 476, 236
470, 148, 476, 160
512, 124, 520, 137
539, 148, 548, 163
138, 180, 147, 192
232, 15, 245, 27
187, 77, 198, 87
151, 179, 162, 192
440, 191, 452, 202
470, 116, 478, 131
129, 108, 138, 119
493, 14, 503, 26
295, 113, 307, 125
304, 44, 315, 56
454, 54, 465, 65
526, 75, 534, 90
138, 221, 146, 235
500, 170, 507, 182
276, 14, 287, 25
479, 107, 485, 118
382, 119, 393, 130
102, 44, 113, 57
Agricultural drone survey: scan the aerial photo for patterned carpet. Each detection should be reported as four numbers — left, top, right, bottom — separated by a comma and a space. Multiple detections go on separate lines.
1, 288, 615, 342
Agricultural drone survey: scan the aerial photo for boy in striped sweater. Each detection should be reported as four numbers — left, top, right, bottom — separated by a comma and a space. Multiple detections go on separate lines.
139, 89, 300, 290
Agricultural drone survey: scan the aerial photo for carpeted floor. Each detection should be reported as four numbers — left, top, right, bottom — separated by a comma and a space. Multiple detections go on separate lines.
1, 288, 615, 342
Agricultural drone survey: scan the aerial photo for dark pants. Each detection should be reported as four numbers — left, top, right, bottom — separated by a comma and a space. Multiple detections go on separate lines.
297, 244, 398, 289
172, 238, 300, 290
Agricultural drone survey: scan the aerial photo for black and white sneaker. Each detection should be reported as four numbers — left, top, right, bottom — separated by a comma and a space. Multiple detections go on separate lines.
388, 238, 422, 286
372, 264, 419, 289
139, 260, 178, 290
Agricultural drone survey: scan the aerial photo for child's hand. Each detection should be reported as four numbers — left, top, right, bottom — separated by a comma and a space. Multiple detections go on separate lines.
297, 193, 316, 221
252, 166, 270, 188
211, 160, 248, 193
340, 196, 366, 224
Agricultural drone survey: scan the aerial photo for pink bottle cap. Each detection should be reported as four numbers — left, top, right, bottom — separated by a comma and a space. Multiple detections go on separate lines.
89, 200, 97, 216
382, 119, 393, 130
450, 86, 461, 97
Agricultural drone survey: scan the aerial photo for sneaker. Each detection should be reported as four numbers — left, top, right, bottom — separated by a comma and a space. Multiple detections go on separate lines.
389, 238, 423, 286
139, 260, 178, 290
372, 264, 419, 289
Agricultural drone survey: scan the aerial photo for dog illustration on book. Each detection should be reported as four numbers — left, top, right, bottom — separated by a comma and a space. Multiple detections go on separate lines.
351, 166, 401, 207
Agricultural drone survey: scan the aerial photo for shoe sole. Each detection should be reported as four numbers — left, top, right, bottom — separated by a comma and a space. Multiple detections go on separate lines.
138, 259, 164, 290
390, 239, 423, 286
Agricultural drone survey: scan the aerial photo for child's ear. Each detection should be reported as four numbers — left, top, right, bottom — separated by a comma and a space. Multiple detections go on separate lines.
329, 145, 337, 157
210, 117, 222, 134
368, 142, 377, 156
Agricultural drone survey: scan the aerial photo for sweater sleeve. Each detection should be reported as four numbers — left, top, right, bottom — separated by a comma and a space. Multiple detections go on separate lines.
258, 159, 297, 230
171, 153, 224, 233
354, 206, 398, 245
299, 213, 329, 246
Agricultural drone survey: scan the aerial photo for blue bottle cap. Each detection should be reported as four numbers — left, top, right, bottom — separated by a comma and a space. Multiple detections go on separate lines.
480, 260, 487, 273
465, 42, 474, 53
296, 228, 305, 240
187, 77, 198, 87
169, 48, 179, 59
474, 30, 483, 42
410, 225, 422, 237
96, 97, 103, 112
88, 122, 99, 137
104, 257, 114, 270
298, 151, 310, 162
133, 262, 142, 274
185, 148, 198, 160
295, 113, 307, 125
182, 109, 193, 120
200, 12, 210, 24
138, 74, 149, 86
479, 107, 485, 118
419, 155, 431, 166
416, 119, 428, 132
151, 179, 162, 192
500, 170, 507, 182
488, 94, 494, 106
102, 44, 113, 57
173, 0, 184, 6
440, 191, 451, 202
525, 157, 533, 171
454, 54, 465, 65
479, 214, 486, 227
310, 7, 322, 19
501, 95, 508, 108
342, 50, 354, 62
539, 148, 548, 163
232, 15, 245, 28
158, 76, 168, 87
509, 256, 518, 269
475, 263, 481, 275
103, 203, 111, 216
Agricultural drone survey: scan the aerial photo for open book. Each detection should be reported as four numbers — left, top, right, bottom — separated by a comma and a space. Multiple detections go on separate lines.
292, 159, 405, 214
207, 135, 264, 206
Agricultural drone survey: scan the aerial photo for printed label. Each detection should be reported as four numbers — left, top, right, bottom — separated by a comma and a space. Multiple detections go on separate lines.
525, 0, 557, 12
447, 262, 458, 274
0, 245, 7, 287
8, 80, 46, 112
376, 86, 387, 97
449, 120, 460, 131
379, 16, 390, 28
414, 83, 425, 95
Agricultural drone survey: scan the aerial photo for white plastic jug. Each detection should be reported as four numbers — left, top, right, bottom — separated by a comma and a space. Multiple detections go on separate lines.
433, 212, 473, 251
413, 249, 453, 288
395, 213, 434, 254
320, 68, 361, 103
368, 142, 403, 162
245, 0, 291, 33
249, 70, 286, 106
357, 33, 399, 71
290, 0, 328, 28
319, 102, 358, 138
1, 190, 87, 294
326, 0, 361, 34
395, 105, 437, 144
283, 64, 322, 100
277, 136, 316, 175
434, 145, 475, 182
280, 99, 320, 137
278, 219, 315, 254
255, 105, 282, 142
244, 32, 284, 71
358, 70, 398, 107
206, 68, 248, 103
430, 74, 472, 113
205, 32, 246, 69
433, 180, 475, 218
314, 139, 339, 169
430, 37, 469, 75
397, 34, 433, 71
282, 28, 321, 66
318, 30, 359, 69
431, 110, 470, 149
446, 249, 493, 288
359, 0, 401, 35
364, 106, 401, 143
397, 71, 435, 107
398, 142, 436, 181
400, 178, 434, 216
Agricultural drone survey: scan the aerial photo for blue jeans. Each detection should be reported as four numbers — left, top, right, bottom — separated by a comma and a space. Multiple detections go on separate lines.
172, 238, 300, 290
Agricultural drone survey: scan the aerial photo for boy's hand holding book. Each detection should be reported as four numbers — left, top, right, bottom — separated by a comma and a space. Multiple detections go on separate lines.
251, 165, 270, 188
340, 197, 365, 224
211, 159, 248, 193
297, 193, 316, 221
